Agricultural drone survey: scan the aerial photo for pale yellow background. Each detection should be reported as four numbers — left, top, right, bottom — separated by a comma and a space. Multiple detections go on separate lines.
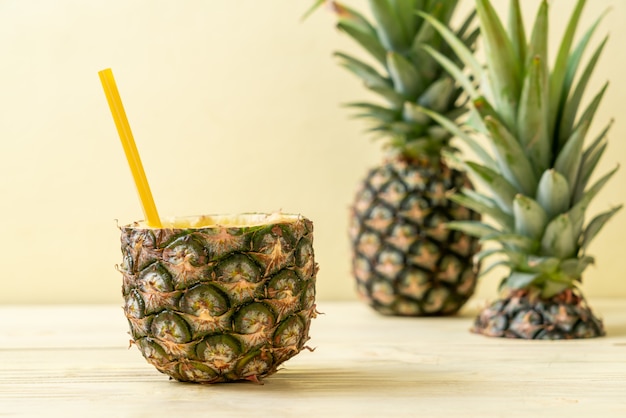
0, 0, 624, 304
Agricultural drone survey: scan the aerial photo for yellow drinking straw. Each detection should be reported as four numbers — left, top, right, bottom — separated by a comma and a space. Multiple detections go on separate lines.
99, 68, 162, 228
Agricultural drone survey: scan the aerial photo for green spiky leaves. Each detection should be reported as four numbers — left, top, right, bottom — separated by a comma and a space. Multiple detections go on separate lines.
324, 0, 478, 159
422, 0, 620, 297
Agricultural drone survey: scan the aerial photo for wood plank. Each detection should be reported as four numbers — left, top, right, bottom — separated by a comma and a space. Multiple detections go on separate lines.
1, 301, 625, 417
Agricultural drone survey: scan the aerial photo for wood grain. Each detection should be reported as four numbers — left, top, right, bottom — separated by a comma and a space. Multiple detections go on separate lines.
1, 301, 625, 417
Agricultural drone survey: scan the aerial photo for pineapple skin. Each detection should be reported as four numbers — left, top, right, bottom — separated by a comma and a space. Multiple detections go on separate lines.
119, 216, 317, 383
350, 156, 481, 316
473, 289, 605, 339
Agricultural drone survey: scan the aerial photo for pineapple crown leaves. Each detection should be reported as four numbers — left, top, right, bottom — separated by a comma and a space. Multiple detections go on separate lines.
301, 0, 326, 21
316, 0, 479, 159
420, 0, 622, 298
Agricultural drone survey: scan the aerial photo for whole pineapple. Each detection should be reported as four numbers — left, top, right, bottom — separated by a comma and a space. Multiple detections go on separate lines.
119, 213, 318, 383
422, 0, 621, 338
321, 0, 481, 315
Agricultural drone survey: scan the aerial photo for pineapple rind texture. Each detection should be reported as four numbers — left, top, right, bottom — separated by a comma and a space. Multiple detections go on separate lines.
472, 289, 605, 340
351, 157, 481, 316
119, 215, 318, 383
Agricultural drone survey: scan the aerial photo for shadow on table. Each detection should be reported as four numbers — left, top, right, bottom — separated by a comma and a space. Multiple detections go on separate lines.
261, 366, 467, 393
605, 321, 626, 338
598, 303, 626, 338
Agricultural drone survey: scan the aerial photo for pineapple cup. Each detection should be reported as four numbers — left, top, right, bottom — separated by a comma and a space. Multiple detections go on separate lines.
118, 213, 318, 383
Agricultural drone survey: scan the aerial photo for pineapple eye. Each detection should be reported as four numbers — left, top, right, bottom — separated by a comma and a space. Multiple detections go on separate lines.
367, 166, 393, 189
387, 224, 418, 252
179, 284, 230, 317
398, 268, 430, 298
273, 315, 305, 348
370, 279, 395, 305
163, 235, 208, 267
136, 338, 168, 363
423, 287, 449, 313
353, 188, 375, 213
375, 248, 405, 279
233, 303, 275, 334
353, 255, 373, 284
235, 350, 272, 379
196, 334, 242, 370
215, 254, 262, 283
252, 225, 295, 254
356, 232, 382, 259
409, 241, 439, 271
400, 195, 430, 222
120, 253, 134, 272
128, 229, 156, 250
268, 270, 302, 301
137, 263, 173, 293
300, 280, 316, 311
124, 289, 145, 319
151, 311, 192, 343
424, 212, 451, 241
363, 204, 394, 234
367, 203, 394, 223
294, 238, 314, 268
379, 180, 407, 205
177, 361, 218, 383
438, 254, 462, 283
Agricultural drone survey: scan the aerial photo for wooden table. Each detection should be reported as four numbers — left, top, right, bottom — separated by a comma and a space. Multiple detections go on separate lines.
1, 301, 625, 417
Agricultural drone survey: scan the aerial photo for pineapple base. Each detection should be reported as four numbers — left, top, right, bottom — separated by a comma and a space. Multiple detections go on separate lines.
350, 157, 481, 317
119, 213, 318, 383
472, 289, 605, 339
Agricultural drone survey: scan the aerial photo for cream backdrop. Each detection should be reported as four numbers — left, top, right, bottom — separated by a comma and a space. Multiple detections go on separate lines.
0, 0, 624, 304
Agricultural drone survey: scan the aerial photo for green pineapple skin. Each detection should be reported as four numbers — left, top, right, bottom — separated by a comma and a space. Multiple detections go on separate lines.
351, 156, 481, 316
119, 215, 317, 384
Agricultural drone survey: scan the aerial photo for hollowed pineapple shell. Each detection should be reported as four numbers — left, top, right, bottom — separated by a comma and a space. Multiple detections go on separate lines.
119, 213, 318, 383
